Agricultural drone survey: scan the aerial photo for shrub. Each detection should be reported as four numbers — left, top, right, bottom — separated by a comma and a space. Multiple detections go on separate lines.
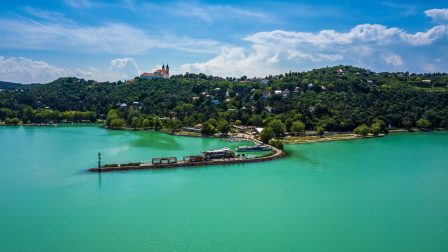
416, 118, 431, 130
269, 139, 284, 150
353, 124, 370, 136
260, 127, 275, 143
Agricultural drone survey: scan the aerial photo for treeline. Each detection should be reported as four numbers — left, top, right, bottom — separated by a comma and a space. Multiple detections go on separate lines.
0, 65, 447, 135
0, 107, 96, 125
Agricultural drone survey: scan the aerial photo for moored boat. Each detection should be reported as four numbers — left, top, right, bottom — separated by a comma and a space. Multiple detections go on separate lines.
236, 145, 272, 152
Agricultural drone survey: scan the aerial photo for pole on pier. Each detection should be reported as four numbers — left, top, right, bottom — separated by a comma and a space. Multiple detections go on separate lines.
98, 152, 102, 172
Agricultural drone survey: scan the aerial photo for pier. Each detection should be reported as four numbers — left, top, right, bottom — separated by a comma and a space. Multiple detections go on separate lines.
89, 141, 285, 172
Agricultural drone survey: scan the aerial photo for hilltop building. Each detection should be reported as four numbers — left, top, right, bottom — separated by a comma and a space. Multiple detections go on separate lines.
140, 64, 170, 79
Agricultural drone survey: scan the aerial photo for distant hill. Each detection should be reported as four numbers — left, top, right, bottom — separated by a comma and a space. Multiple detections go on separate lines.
1, 67, 447, 130
0, 81, 42, 90
0, 81, 24, 90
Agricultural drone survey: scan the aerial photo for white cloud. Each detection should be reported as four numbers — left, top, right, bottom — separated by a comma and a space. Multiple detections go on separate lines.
0, 56, 142, 83
143, 2, 276, 25
425, 8, 448, 23
182, 23, 448, 77
0, 18, 222, 55
23, 6, 75, 24
108, 57, 142, 80
0, 56, 71, 84
382, 54, 404, 67
181, 46, 282, 77
244, 24, 448, 47
64, 0, 93, 10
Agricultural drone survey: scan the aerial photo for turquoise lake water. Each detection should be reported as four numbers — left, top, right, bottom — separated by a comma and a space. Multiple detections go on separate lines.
1, 126, 447, 251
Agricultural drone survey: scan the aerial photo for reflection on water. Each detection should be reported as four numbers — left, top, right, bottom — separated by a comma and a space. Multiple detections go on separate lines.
129, 131, 183, 150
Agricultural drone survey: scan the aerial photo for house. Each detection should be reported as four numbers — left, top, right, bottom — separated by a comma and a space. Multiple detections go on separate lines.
140, 64, 170, 79
131, 101, 139, 107
308, 83, 314, 88
422, 79, 431, 84
282, 89, 290, 97
260, 79, 269, 85
262, 91, 271, 99
119, 103, 127, 109
337, 68, 344, 75
309, 106, 316, 114
182, 127, 202, 133
192, 96, 200, 101
202, 148, 235, 160
321, 86, 326, 91
274, 90, 282, 95
265, 106, 273, 113
294, 87, 301, 93
211, 99, 220, 105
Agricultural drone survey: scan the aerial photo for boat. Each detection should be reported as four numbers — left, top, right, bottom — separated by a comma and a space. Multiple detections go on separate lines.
236, 145, 272, 152
222, 137, 243, 142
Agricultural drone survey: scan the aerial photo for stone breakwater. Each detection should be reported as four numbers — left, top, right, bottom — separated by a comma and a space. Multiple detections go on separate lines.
89, 146, 285, 172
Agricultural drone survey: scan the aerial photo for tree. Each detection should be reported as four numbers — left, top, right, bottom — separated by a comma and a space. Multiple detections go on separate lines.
217, 119, 230, 134
153, 117, 163, 130
5, 117, 22, 125
315, 126, 325, 136
131, 116, 141, 129
260, 127, 275, 143
416, 118, 431, 130
201, 122, 216, 135
268, 119, 286, 137
234, 120, 242, 125
269, 139, 284, 150
166, 118, 182, 132
109, 118, 126, 129
142, 118, 150, 128
353, 124, 369, 136
249, 114, 262, 126
369, 123, 381, 136
402, 117, 414, 129
106, 109, 123, 128
290, 121, 305, 136
372, 119, 386, 132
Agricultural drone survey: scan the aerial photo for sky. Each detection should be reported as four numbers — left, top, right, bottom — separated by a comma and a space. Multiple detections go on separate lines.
0, 0, 447, 83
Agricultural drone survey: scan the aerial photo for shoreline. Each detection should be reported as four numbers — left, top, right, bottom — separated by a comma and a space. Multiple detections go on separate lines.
283, 133, 384, 145
283, 128, 447, 145
3, 123, 445, 145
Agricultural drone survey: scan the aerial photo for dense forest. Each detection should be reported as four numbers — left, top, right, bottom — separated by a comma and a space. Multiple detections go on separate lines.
1, 65, 447, 141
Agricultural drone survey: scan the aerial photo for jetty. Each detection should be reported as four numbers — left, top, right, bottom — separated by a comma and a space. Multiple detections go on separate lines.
89, 140, 285, 172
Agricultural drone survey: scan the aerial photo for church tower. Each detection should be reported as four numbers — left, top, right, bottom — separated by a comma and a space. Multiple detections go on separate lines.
162, 64, 165, 74
166, 64, 169, 75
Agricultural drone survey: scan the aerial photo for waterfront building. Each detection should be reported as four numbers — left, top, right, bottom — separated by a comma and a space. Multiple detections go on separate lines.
202, 148, 235, 160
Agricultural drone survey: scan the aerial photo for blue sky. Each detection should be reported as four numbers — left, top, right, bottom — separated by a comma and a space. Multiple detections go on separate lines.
0, 0, 447, 83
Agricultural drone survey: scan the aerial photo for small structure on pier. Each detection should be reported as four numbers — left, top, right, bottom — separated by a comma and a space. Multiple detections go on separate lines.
202, 147, 235, 160
152, 157, 177, 164
183, 155, 204, 162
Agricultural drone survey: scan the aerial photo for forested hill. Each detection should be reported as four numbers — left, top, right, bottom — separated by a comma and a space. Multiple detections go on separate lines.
0, 81, 26, 90
1, 65, 448, 132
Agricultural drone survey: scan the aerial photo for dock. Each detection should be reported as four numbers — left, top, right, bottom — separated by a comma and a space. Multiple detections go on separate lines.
89, 143, 285, 172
